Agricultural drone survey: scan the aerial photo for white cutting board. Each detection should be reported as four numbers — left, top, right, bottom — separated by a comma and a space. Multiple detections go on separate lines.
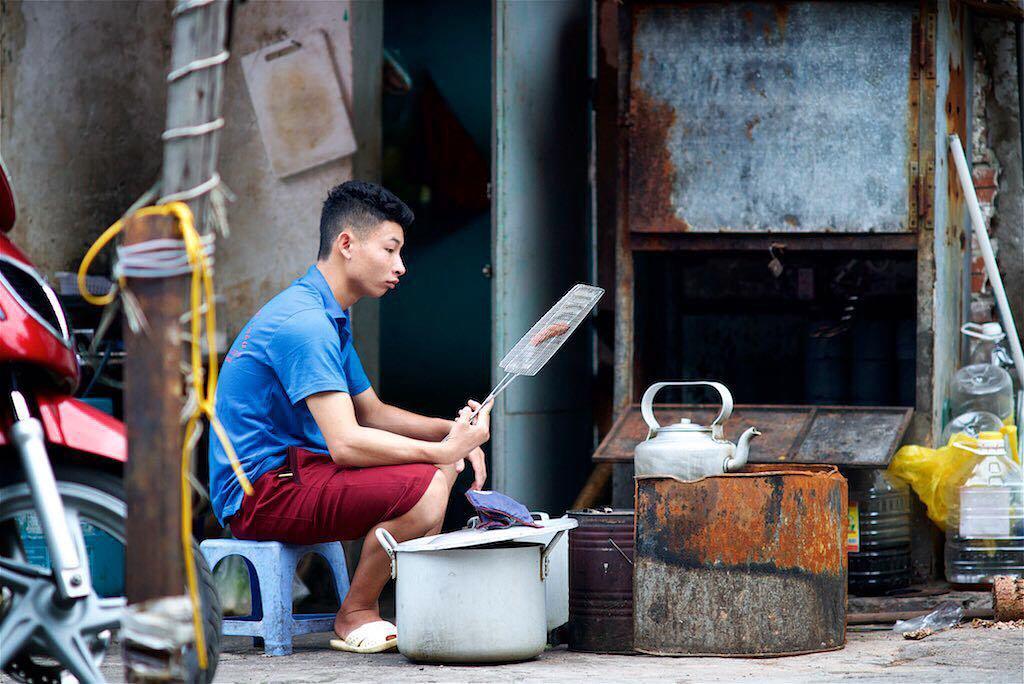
242, 30, 357, 179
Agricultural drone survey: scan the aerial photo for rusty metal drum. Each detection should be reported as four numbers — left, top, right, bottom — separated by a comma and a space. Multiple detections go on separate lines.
634, 465, 847, 656
567, 509, 635, 653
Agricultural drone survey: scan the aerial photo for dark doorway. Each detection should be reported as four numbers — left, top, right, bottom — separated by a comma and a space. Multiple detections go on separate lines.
380, 0, 493, 523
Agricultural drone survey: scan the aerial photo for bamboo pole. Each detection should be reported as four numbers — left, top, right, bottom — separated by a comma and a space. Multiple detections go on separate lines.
161, 0, 230, 223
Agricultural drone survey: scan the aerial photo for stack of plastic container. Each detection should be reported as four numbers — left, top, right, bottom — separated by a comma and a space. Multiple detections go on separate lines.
944, 431, 1024, 584
942, 322, 1022, 584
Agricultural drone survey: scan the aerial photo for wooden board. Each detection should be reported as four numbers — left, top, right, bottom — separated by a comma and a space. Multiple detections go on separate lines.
594, 404, 913, 468
242, 30, 357, 178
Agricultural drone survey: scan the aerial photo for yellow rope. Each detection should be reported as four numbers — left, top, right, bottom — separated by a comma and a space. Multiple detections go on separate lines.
78, 202, 253, 670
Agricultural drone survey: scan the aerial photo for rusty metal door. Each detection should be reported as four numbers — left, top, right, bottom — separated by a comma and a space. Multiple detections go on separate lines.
492, 0, 592, 512
627, 1, 921, 234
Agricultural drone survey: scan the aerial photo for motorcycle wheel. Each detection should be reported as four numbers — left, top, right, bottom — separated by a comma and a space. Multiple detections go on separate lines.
0, 465, 222, 683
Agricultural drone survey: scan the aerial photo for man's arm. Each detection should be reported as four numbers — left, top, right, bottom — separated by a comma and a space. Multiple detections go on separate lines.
351, 388, 451, 441
351, 388, 489, 489
306, 390, 490, 468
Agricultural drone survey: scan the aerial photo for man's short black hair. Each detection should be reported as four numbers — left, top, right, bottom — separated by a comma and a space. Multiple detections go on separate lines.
318, 181, 414, 259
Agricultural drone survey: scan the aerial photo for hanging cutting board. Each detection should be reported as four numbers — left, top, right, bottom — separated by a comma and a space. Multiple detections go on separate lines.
242, 30, 357, 178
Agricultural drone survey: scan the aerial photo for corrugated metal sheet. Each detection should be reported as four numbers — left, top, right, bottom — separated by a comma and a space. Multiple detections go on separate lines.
628, 2, 917, 233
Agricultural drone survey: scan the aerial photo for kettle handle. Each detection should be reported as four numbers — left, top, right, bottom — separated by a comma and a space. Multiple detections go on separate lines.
640, 381, 734, 433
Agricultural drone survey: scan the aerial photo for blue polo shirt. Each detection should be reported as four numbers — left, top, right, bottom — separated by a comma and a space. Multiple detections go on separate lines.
208, 265, 371, 524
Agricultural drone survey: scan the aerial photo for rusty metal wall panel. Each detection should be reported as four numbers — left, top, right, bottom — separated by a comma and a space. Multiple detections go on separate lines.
628, 2, 917, 233
925, 0, 968, 443
634, 465, 847, 656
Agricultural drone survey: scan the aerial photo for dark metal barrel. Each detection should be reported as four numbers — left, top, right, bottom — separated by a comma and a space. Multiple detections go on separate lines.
567, 509, 635, 653
851, 317, 896, 404
805, 322, 848, 404
635, 465, 847, 656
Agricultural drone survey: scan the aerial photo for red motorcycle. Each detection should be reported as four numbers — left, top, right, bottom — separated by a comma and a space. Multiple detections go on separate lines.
0, 162, 220, 682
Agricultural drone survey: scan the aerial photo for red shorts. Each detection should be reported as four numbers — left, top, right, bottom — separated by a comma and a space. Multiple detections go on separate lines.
229, 446, 437, 545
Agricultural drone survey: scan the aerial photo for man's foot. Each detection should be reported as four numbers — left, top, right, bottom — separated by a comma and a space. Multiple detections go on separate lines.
334, 607, 385, 640
331, 608, 397, 654
329, 621, 398, 653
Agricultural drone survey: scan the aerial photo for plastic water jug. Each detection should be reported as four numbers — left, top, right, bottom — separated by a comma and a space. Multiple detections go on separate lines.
962, 322, 1012, 367
847, 470, 912, 595
949, 364, 1014, 422
941, 410, 1004, 446
944, 433, 1024, 584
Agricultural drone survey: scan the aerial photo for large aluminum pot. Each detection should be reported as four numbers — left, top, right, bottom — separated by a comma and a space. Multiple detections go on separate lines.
376, 518, 576, 663
476, 512, 570, 632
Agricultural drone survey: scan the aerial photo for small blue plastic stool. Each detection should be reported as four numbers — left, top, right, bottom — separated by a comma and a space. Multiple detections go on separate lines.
200, 539, 350, 656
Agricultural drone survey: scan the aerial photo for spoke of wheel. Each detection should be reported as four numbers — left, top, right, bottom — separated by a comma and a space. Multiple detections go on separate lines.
0, 592, 40, 668
0, 476, 128, 682
43, 631, 104, 684
0, 562, 38, 593
81, 596, 126, 634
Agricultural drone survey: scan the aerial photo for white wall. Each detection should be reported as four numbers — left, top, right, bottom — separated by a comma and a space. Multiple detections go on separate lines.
218, 0, 382, 380
1, 0, 172, 274
0, 0, 383, 380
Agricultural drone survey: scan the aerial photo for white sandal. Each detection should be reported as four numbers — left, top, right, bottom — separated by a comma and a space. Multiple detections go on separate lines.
329, 620, 398, 654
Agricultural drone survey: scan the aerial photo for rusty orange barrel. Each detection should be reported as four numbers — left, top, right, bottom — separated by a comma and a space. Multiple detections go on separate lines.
634, 465, 848, 656
567, 509, 635, 653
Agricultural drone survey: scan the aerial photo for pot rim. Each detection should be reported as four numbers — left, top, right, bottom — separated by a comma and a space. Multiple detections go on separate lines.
394, 540, 545, 554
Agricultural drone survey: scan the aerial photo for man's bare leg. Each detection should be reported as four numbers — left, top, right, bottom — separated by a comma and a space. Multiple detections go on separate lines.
333, 465, 457, 639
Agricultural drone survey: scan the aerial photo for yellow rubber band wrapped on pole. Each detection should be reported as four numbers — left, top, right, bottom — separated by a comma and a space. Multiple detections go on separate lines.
77, 221, 129, 306
77, 202, 252, 670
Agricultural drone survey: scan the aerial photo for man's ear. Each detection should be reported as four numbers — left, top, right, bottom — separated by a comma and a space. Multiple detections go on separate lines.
336, 230, 354, 260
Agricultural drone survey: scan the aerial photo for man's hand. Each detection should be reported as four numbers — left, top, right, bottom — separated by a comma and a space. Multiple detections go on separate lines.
466, 447, 487, 491
448, 448, 485, 490
440, 399, 492, 464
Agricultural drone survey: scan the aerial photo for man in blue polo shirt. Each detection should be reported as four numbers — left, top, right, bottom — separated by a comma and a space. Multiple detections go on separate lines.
209, 181, 491, 653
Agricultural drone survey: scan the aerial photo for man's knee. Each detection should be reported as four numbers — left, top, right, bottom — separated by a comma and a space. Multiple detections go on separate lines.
412, 469, 451, 528
435, 462, 459, 489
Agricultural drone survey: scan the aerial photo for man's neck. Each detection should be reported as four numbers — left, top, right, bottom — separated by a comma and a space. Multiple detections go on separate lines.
316, 260, 360, 310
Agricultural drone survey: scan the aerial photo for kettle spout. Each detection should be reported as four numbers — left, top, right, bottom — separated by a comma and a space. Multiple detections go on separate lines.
725, 427, 761, 472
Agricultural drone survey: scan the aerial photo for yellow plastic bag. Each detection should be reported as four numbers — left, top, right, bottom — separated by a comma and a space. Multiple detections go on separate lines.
887, 425, 1018, 531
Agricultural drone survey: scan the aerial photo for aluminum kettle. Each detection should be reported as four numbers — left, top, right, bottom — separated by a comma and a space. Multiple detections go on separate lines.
634, 381, 761, 481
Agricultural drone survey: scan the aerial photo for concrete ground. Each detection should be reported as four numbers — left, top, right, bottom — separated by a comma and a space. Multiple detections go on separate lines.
86, 624, 1022, 683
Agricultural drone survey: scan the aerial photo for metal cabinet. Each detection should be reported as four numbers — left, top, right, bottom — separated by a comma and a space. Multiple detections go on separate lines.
599, 0, 970, 446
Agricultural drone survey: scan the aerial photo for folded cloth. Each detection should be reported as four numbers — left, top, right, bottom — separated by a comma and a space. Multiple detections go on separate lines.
465, 490, 542, 530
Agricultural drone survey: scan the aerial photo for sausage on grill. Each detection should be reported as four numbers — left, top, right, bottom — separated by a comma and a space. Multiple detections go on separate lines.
530, 322, 570, 346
